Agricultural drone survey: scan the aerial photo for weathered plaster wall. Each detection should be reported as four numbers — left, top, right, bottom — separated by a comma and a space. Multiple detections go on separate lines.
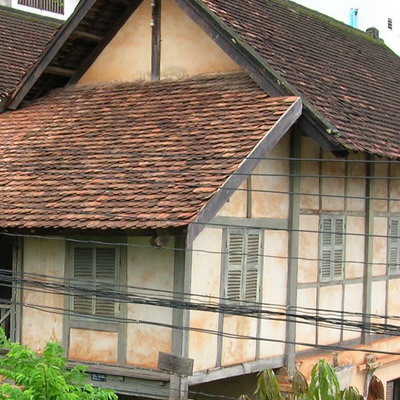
21, 238, 65, 352
126, 236, 174, 368
69, 329, 118, 363
80, 0, 240, 84
189, 228, 222, 372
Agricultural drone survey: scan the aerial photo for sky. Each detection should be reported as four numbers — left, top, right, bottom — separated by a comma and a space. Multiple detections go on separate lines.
292, 0, 400, 54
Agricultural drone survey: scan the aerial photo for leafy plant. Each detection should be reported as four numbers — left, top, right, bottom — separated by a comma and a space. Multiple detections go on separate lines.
245, 359, 364, 400
0, 328, 117, 400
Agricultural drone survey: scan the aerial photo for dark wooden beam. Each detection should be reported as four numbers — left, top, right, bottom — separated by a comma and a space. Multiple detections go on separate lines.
71, 30, 103, 42
7, 0, 99, 110
69, 0, 144, 85
186, 98, 302, 245
173, 0, 345, 153
45, 65, 76, 77
151, 0, 161, 80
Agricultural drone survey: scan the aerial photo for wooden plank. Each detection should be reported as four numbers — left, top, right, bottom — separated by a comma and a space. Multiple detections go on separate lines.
45, 66, 76, 77
151, 0, 161, 80
362, 156, 374, 344
158, 352, 194, 377
188, 355, 285, 385
69, 0, 144, 85
7, 0, 99, 109
71, 30, 103, 42
186, 98, 302, 245
285, 128, 301, 375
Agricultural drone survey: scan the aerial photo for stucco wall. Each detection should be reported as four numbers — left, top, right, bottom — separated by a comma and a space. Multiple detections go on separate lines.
80, 0, 240, 84
21, 238, 65, 352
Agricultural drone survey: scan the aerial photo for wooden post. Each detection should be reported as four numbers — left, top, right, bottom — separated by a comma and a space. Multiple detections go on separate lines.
285, 127, 301, 375
151, 0, 161, 80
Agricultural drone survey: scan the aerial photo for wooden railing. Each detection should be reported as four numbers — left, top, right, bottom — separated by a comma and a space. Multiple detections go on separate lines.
17, 0, 64, 14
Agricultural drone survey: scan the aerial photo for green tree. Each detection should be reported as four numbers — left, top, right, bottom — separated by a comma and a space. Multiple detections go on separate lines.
0, 328, 117, 400
247, 359, 361, 400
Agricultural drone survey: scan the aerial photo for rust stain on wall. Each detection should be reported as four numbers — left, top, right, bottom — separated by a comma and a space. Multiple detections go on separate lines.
68, 329, 118, 364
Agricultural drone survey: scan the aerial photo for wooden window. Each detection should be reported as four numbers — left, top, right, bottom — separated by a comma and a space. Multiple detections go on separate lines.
388, 217, 400, 275
224, 229, 262, 302
71, 244, 119, 318
319, 215, 345, 282
17, 0, 64, 14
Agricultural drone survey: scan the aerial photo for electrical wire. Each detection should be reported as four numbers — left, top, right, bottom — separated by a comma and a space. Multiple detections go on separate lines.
0, 268, 398, 323
1, 272, 400, 338
1, 230, 399, 272
2, 298, 400, 357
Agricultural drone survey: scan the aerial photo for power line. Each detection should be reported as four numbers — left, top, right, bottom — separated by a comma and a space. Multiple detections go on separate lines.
0, 268, 396, 323
0, 230, 398, 272
1, 272, 399, 338
3, 298, 400, 357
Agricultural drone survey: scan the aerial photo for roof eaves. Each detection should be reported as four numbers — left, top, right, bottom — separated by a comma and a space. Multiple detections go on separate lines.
174, 0, 346, 153
186, 96, 302, 246
5, 0, 98, 110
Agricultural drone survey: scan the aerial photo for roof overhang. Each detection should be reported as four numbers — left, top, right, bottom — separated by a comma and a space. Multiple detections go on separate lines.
186, 97, 303, 245
173, 0, 346, 154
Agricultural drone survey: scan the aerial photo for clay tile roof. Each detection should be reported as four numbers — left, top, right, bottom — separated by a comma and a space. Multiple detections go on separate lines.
0, 73, 299, 231
0, 6, 60, 98
199, 0, 400, 158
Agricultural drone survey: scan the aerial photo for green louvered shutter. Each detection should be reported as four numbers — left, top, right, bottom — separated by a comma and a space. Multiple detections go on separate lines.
320, 216, 345, 282
95, 247, 118, 317
72, 246, 118, 318
73, 247, 94, 315
320, 216, 333, 281
244, 230, 262, 302
333, 217, 345, 279
388, 218, 400, 275
226, 230, 245, 300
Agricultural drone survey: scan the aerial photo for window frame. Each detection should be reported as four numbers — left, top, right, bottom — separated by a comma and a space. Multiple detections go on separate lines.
223, 228, 263, 303
66, 242, 121, 322
388, 217, 400, 275
319, 214, 346, 282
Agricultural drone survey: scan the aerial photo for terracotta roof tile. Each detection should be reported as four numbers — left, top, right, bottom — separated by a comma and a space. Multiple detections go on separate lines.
200, 0, 400, 157
0, 73, 298, 231
0, 6, 60, 98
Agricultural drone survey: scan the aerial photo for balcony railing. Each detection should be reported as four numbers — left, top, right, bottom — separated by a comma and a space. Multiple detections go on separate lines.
17, 0, 64, 14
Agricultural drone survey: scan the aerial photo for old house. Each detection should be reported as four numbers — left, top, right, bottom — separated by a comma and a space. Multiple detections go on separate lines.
1, 0, 400, 399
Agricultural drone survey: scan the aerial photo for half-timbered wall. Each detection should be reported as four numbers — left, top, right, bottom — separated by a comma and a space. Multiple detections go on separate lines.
20, 236, 175, 370
79, 0, 240, 84
188, 132, 400, 395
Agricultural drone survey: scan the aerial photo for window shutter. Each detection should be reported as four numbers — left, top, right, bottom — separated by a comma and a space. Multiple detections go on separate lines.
244, 231, 261, 301
95, 247, 117, 317
388, 218, 399, 275
73, 247, 94, 315
333, 217, 344, 279
226, 230, 245, 300
320, 216, 333, 281
386, 381, 394, 400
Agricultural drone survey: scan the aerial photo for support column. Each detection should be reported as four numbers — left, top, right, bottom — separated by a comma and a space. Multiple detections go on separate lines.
362, 156, 374, 344
285, 127, 301, 375
151, 0, 161, 80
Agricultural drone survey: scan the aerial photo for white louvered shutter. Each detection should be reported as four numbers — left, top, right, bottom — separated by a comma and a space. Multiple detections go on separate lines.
333, 217, 344, 279
73, 247, 94, 315
388, 218, 400, 275
95, 247, 117, 317
320, 216, 333, 281
244, 231, 261, 302
226, 230, 245, 300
